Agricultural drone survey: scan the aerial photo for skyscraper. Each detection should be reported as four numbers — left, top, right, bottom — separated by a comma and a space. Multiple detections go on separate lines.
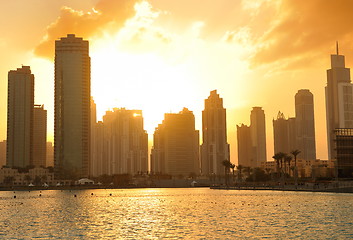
54, 34, 91, 179
273, 112, 296, 154
7, 66, 34, 168
236, 124, 252, 167
33, 104, 47, 167
295, 89, 316, 160
0, 141, 6, 168
325, 44, 353, 160
201, 90, 229, 175
101, 108, 148, 176
250, 107, 267, 167
151, 108, 199, 176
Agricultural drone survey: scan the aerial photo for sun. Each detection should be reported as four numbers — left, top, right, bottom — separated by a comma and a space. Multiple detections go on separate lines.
90, 35, 203, 135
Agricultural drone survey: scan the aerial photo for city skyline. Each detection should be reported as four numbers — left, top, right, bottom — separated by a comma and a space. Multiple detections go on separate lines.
2, 1, 353, 163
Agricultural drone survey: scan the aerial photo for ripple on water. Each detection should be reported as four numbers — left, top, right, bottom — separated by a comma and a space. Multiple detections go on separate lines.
0, 189, 353, 239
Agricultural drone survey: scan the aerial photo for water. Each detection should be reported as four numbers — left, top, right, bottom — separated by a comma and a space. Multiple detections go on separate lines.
0, 188, 352, 239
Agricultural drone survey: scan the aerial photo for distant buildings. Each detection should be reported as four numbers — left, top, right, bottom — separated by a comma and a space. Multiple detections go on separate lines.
236, 124, 252, 167
95, 108, 148, 176
201, 90, 229, 175
325, 45, 353, 160
54, 34, 91, 179
151, 108, 199, 176
7, 66, 34, 168
250, 107, 267, 167
273, 112, 296, 154
295, 89, 316, 160
33, 105, 47, 167
334, 128, 353, 178
0, 141, 6, 168
46, 142, 54, 167
237, 107, 267, 168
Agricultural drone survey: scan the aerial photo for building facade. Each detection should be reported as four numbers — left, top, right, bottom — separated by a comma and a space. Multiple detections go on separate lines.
7, 66, 34, 168
326, 46, 353, 160
54, 34, 91, 179
0, 141, 6, 168
273, 111, 296, 154
151, 108, 199, 176
236, 124, 252, 167
33, 105, 47, 167
98, 108, 148, 176
334, 128, 353, 178
250, 107, 267, 167
201, 90, 229, 175
295, 89, 316, 160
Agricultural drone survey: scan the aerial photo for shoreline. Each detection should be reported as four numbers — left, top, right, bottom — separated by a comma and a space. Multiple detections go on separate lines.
210, 185, 353, 193
1, 185, 353, 194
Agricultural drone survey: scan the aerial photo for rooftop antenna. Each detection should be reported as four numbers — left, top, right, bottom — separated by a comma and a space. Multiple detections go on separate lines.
336, 41, 339, 55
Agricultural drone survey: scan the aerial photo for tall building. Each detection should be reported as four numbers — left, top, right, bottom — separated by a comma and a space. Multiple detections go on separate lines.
46, 142, 54, 167
7, 66, 34, 168
101, 108, 148, 176
236, 124, 252, 167
273, 112, 296, 154
250, 107, 267, 167
334, 128, 353, 178
0, 141, 6, 168
90, 97, 97, 176
201, 90, 229, 175
33, 104, 47, 167
151, 108, 199, 176
54, 34, 91, 179
295, 89, 316, 160
325, 44, 353, 160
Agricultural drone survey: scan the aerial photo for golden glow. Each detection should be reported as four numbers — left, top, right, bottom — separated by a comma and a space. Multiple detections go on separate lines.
2, 0, 350, 162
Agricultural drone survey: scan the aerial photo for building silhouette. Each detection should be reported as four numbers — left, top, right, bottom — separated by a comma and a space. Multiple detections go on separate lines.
33, 104, 47, 167
46, 142, 54, 167
99, 108, 148, 176
273, 112, 296, 154
237, 107, 267, 168
295, 89, 316, 160
201, 90, 229, 175
325, 44, 353, 160
54, 34, 91, 179
7, 66, 34, 168
334, 128, 353, 178
250, 107, 267, 167
151, 108, 199, 176
0, 141, 6, 168
90, 97, 97, 176
236, 124, 252, 167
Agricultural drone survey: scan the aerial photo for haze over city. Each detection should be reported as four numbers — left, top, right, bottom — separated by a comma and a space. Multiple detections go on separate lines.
2, 0, 353, 163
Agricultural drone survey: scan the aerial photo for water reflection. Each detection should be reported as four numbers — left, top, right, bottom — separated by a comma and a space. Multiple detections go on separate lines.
0, 188, 352, 239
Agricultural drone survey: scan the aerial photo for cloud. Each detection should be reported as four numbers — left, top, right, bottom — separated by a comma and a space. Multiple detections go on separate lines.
251, 0, 353, 68
34, 0, 139, 59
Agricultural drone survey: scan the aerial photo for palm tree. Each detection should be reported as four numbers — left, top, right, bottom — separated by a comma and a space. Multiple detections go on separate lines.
230, 163, 236, 184
221, 160, 232, 186
290, 149, 301, 186
237, 165, 243, 182
272, 153, 282, 178
284, 155, 292, 176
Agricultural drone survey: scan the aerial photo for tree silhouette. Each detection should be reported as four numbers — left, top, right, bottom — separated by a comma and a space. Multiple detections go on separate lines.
222, 160, 232, 186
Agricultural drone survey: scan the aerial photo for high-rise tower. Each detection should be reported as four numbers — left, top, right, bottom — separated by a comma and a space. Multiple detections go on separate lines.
250, 107, 267, 167
54, 34, 91, 179
295, 89, 316, 160
33, 104, 47, 167
201, 90, 230, 175
7, 66, 34, 168
325, 44, 353, 159
151, 108, 199, 176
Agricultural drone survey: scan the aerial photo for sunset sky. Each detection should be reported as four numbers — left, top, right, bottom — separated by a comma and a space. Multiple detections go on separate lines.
1, 0, 353, 163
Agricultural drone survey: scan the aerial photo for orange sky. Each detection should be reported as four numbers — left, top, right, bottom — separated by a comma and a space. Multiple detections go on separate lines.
2, 0, 353, 163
